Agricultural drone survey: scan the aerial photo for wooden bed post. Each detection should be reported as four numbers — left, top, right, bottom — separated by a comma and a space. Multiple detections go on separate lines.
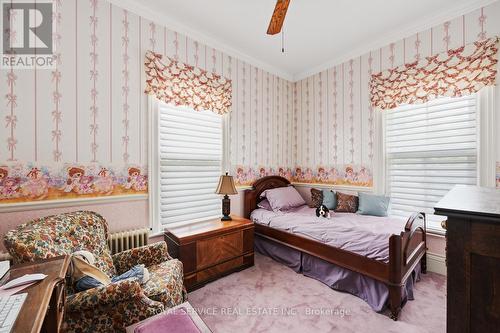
388, 234, 402, 321
388, 285, 402, 321
420, 212, 427, 274
387, 212, 427, 320
243, 189, 256, 219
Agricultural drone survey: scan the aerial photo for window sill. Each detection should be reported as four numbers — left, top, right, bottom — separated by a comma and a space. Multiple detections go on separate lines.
426, 227, 446, 237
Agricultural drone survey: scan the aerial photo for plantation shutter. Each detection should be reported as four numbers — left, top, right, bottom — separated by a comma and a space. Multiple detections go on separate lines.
159, 105, 222, 226
385, 94, 478, 232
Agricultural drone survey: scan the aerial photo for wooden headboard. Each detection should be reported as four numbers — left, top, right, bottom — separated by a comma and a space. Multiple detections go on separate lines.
243, 176, 291, 218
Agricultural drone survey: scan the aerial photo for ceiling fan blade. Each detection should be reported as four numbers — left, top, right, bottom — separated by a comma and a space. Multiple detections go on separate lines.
266, 0, 290, 35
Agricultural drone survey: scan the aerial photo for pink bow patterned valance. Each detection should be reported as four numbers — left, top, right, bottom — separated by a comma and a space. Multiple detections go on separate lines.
370, 37, 499, 110
144, 50, 232, 115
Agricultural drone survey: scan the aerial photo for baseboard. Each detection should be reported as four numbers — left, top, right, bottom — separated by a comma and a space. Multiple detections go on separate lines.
427, 252, 446, 276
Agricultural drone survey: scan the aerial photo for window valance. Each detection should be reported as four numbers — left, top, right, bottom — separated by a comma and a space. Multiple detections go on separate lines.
144, 50, 232, 115
370, 37, 499, 110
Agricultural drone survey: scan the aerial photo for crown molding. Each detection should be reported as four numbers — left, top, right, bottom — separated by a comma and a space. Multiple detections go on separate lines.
109, 0, 497, 82
293, 0, 498, 81
108, 0, 294, 81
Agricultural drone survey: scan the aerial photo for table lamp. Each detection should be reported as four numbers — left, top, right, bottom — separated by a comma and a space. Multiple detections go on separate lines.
215, 172, 238, 221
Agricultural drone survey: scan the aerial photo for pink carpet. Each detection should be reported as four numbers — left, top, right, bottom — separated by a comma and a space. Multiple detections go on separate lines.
189, 253, 446, 333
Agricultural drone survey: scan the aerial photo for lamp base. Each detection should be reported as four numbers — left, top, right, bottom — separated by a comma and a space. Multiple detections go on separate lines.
221, 195, 232, 221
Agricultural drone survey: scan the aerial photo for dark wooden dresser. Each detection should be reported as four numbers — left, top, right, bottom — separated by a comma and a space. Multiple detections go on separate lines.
435, 185, 500, 333
164, 216, 254, 291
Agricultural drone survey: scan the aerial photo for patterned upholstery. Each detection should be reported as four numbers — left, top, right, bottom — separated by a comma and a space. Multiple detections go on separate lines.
142, 260, 185, 307
3, 210, 186, 333
112, 241, 171, 275
4, 211, 116, 276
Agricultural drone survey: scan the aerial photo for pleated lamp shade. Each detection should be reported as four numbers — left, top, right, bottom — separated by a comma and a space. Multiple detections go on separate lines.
215, 172, 237, 195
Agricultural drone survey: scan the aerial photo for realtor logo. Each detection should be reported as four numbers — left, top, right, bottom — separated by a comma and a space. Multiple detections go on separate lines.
1, 0, 54, 69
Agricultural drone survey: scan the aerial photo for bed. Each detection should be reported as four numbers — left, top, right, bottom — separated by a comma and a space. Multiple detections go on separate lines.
243, 176, 427, 320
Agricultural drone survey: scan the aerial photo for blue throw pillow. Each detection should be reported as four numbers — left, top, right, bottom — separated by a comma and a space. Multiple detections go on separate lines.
357, 192, 390, 217
322, 189, 336, 210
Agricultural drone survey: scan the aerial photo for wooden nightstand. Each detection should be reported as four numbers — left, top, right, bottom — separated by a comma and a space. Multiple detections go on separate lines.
164, 216, 254, 291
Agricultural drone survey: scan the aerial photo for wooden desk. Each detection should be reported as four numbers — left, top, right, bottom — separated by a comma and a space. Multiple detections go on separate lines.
0, 256, 70, 333
164, 216, 254, 291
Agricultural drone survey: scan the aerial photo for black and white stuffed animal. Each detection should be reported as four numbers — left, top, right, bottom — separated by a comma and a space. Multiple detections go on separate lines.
316, 204, 331, 219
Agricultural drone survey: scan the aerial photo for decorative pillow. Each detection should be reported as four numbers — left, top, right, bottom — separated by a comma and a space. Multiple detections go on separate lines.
322, 189, 336, 210
310, 188, 323, 208
334, 192, 358, 213
260, 186, 306, 212
257, 199, 273, 211
357, 192, 391, 217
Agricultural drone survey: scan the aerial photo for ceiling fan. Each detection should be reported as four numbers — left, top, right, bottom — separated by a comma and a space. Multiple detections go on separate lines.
266, 0, 291, 35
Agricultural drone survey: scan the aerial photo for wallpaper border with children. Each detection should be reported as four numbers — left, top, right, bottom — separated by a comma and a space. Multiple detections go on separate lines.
232, 165, 372, 187
0, 163, 147, 203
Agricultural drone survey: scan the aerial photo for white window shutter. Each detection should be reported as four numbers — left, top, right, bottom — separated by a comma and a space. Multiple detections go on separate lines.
158, 105, 223, 226
385, 94, 478, 233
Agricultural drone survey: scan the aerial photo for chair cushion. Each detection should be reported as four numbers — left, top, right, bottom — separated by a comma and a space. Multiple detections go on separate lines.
142, 259, 185, 308
4, 211, 116, 278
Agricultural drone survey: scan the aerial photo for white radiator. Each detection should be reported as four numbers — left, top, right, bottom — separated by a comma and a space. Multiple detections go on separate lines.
107, 228, 150, 254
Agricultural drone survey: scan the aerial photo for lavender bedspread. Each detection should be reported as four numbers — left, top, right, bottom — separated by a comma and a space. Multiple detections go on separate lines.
251, 205, 408, 263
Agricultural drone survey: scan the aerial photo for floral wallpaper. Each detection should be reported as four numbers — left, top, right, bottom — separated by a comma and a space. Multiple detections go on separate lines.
0, 163, 147, 203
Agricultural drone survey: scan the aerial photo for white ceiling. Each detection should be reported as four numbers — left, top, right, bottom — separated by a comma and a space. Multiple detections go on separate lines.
119, 0, 496, 80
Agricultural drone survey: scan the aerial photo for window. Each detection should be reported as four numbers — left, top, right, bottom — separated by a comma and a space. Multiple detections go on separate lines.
385, 94, 478, 233
156, 103, 223, 228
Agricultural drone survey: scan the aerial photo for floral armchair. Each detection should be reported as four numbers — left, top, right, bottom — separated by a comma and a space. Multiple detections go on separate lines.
3, 210, 186, 333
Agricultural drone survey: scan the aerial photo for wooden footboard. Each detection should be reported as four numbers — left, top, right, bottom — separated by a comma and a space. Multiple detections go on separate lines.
388, 212, 427, 320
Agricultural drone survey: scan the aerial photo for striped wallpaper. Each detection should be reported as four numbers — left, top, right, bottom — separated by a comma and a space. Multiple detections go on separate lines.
1, 0, 499, 204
